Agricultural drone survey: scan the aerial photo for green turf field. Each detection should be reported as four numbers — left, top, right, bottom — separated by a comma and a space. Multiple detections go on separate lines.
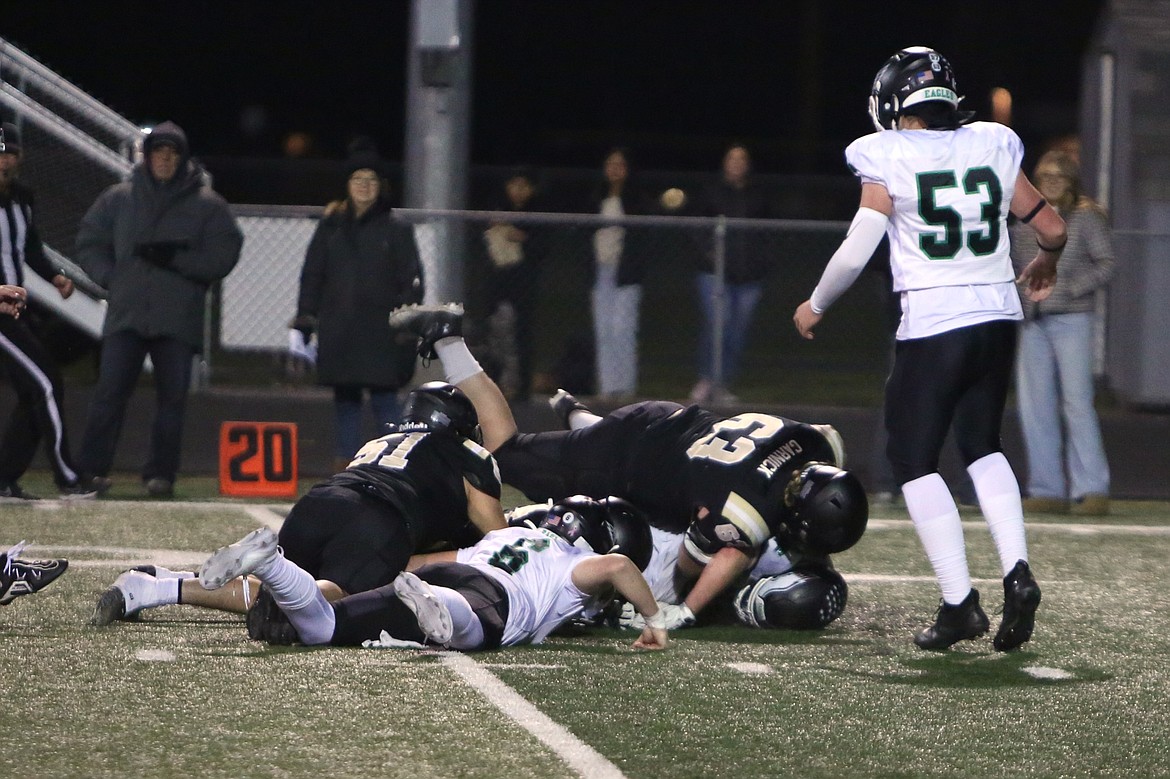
3, 479, 1168, 779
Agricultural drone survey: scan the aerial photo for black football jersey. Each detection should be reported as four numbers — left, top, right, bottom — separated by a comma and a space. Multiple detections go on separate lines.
327, 429, 501, 551
627, 404, 838, 553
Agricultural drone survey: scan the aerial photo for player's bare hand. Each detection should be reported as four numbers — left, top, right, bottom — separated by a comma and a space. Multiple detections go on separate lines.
632, 626, 668, 650
793, 300, 821, 340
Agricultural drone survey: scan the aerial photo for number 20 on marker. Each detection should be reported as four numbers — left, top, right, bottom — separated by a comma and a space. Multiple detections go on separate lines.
219, 421, 298, 497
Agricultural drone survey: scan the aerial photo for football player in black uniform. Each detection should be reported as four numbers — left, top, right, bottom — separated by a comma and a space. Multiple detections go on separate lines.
388, 303, 868, 630
91, 382, 508, 632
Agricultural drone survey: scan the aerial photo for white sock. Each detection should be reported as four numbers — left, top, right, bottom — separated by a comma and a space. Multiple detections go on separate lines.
432, 586, 485, 650
967, 452, 1028, 576
137, 575, 180, 608
902, 473, 971, 605
253, 554, 336, 645
568, 410, 602, 430
434, 337, 484, 386
144, 565, 196, 580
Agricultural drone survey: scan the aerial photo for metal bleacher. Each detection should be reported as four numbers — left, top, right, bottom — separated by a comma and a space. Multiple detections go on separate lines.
0, 35, 142, 338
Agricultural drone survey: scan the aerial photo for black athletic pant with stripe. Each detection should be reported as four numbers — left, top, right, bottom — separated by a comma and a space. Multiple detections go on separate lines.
0, 315, 80, 488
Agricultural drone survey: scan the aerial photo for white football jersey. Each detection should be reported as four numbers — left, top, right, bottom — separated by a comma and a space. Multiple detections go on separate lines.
457, 526, 603, 646
642, 527, 795, 605
847, 122, 1025, 338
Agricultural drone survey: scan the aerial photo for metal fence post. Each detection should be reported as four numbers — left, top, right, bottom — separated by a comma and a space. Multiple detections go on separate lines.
712, 215, 727, 391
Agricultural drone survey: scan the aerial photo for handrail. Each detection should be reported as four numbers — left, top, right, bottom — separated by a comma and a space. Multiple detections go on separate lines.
0, 36, 141, 142
0, 83, 132, 177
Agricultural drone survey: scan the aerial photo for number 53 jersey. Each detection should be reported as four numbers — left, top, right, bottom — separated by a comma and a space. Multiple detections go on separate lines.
846, 121, 1023, 293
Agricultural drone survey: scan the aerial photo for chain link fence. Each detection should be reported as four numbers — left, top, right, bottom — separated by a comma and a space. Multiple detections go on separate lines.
221, 207, 895, 405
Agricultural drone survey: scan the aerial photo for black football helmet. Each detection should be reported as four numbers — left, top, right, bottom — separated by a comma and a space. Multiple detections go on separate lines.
599, 496, 653, 572
770, 463, 868, 555
868, 46, 974, 132
521, 495, 653, 570
733, 564, 848, 630
400, 381, 482, 444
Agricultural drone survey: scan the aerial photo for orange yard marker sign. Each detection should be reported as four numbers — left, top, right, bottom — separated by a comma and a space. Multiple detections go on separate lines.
219, 421, 298, 498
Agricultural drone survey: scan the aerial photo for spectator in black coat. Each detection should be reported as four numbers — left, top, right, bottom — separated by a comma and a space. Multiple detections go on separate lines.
293, 141, 423, 469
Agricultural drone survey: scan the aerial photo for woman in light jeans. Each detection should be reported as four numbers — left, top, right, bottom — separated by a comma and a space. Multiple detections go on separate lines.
1010, 149, 1116, 515
589, 148, 649, 399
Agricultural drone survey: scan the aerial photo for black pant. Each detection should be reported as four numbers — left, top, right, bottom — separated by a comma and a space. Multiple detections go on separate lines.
885, 320, 1017, 486
0, 316, 80, 487
76, 330, 194, 483
278, 483, 413, 596
493, 401, 664, 503
330, 561, 508, 648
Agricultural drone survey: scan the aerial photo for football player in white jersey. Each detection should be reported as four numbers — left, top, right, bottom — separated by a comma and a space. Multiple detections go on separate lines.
198, 497, 669, 651
793, 47, 1067, 652
617, 525, 850, 633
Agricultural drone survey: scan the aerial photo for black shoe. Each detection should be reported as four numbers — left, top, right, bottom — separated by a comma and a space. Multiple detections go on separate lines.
549, 388, 591, 429
145, 478, 174, 499
59, 482, 99, 500
0, 542, 68, 605
914, 588, 990, 650
80, 475, 113, 496
994, 560, 1042, 652
388, 303, 463, 361
0, 482, 41, 501
246, 587, 300, 645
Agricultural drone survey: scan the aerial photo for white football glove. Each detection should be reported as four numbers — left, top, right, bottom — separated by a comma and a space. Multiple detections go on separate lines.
620, 601, 695, 630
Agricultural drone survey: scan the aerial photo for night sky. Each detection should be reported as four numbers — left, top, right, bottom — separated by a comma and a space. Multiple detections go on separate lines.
5, 1, 1105, 174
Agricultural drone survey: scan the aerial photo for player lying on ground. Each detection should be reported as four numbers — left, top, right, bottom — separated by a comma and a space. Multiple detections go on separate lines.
388, 302, 868, 630
198, 495, 668, 651
91, 382, 507, 638
613, 520, 850, 632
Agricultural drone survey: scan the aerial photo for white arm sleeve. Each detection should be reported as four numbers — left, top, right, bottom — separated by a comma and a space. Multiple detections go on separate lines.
809, 207, 889, 314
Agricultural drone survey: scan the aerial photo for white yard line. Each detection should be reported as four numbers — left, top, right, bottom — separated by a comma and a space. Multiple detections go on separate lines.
242, 506, 287, 531
867, 518, 1170, 535
439, 652, 628, 779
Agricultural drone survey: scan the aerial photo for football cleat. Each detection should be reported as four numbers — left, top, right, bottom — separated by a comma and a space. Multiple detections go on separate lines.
393, 571, 453, 645
914, 588, 990, 650
549, 388, 591, 430
198, 527, 279, 590
0, 542, 68, 604
993, 560, 1042, 652
90, 569, 161, 626
246, 587, 301, 645
388, 302, 463, 361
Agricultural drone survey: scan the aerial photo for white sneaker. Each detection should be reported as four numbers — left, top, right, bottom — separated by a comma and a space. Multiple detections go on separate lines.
91, 570, 159, 626
392, 572, 453, 645
199, 528, 278, 590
